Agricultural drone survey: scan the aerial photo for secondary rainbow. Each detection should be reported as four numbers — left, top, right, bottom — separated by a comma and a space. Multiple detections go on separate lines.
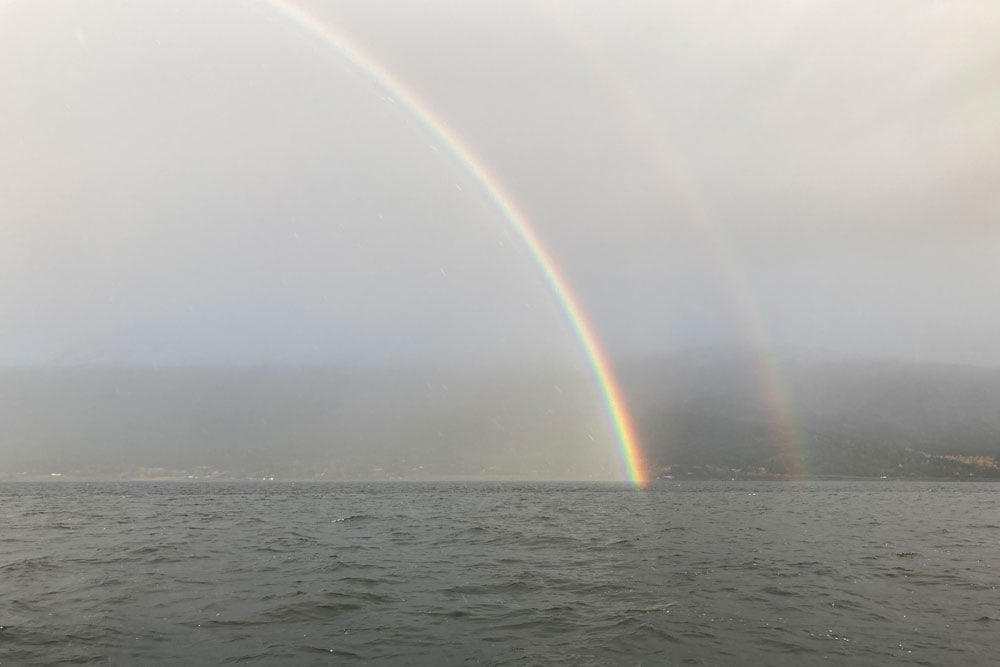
261, 0, 647, 486
539, 1, 811, 477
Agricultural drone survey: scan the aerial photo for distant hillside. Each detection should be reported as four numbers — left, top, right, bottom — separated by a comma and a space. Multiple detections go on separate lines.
621, 347, 1000, 479
0, 364, 616, 480
2, 350, 999, 480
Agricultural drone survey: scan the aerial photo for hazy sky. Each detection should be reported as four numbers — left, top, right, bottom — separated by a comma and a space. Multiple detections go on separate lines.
3, 0, 1000, 368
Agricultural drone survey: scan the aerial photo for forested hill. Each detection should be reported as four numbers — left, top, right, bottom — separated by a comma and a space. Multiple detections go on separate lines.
620, 348, 1000, 479
2, 350, 999, 480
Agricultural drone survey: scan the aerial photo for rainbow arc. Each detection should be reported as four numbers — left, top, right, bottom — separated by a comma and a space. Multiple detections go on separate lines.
264, 1, 648, 486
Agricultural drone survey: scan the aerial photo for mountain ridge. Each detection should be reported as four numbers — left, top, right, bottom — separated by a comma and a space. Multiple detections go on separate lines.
2, 348, 998, 480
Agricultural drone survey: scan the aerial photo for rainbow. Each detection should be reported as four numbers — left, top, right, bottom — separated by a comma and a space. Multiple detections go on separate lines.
261, 1, 648, 486
539, 2, 810, 478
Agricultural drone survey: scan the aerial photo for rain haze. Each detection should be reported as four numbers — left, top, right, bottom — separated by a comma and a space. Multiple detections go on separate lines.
6, 3, 1000, 665
3, 0, 1000, 481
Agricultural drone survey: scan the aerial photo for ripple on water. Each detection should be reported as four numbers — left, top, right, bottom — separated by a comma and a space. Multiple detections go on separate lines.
1, 480, 998, 665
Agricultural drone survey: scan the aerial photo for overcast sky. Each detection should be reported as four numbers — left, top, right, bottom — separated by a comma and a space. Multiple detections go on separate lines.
3, 0, 999, 368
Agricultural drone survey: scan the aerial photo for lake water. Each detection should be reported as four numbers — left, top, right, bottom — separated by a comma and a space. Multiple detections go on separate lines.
1, 481, 997, 665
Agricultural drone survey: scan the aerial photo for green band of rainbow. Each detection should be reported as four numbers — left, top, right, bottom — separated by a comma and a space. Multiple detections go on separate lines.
263, 1, 647, 486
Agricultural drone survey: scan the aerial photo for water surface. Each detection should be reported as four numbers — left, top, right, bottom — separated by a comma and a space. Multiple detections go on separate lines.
2, 481, 997, 665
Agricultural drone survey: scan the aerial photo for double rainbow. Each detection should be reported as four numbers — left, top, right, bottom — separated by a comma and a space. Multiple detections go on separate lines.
263, 1, 648, 486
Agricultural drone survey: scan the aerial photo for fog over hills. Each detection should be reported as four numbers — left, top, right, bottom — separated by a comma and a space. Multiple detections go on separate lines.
623, 347, 1000, 478
0, 363, 614, 481
2, 347, 999, 481
4, 2, 999, 483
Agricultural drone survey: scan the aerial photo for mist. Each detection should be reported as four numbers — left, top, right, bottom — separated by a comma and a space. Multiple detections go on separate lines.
3, 0, 999, 479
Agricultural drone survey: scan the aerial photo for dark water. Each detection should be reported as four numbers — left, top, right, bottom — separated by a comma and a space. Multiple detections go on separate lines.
2, 481, 998, 665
